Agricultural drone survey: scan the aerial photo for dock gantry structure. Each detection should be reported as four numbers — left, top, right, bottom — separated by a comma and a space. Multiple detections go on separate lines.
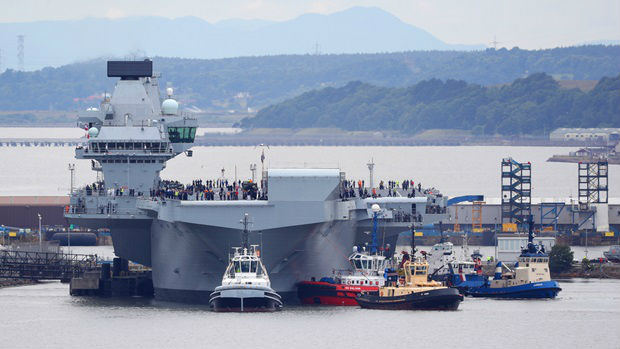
501, 158, 532, 227
578, 161, 608, 205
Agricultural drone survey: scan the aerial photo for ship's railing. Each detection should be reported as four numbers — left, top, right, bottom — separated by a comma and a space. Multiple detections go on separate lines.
68, 189, 147, 215
425, 205, 447, 214
67, 200, 145, 216
73, 186, 147, 198
339, 185, 426, 200
77, 146, 173, 155
386, 211, 423, 223
72, 184, 266, 205
150, 189, 268, 202
67, 199, 117, 215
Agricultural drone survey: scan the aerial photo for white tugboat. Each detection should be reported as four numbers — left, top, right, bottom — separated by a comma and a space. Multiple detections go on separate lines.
426, 234, 485, 290
209, 214, 282, 312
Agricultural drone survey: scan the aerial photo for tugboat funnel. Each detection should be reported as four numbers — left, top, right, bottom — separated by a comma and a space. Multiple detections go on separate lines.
494, 262, 503, 280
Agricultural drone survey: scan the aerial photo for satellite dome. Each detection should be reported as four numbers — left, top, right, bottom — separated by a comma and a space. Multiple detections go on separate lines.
88, 127, 99, 138
162, 99, 179, 115
371, 204, 381, 213
166, 87, 174, 97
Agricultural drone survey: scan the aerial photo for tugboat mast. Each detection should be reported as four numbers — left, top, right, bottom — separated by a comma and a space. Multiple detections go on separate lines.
524, 215, 538, 254
240, 213, 250, 250
370, 205, 380, 254
410, 224, 417, 257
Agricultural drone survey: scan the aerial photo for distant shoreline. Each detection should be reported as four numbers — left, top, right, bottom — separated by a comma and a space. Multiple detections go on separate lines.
0, 125, 605, 148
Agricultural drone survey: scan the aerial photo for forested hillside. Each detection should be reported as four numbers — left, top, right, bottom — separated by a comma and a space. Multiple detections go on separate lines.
0, 45, 618, 113
240, 73, 620, 135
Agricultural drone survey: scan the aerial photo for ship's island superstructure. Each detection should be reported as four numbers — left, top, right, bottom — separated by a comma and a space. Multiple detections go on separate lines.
65, 60, 450, 303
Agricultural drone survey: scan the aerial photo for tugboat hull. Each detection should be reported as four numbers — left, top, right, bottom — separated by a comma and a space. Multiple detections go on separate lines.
356, 288, 463, 311
465, 280, 561, 299
296, 281, 378, 306
209, 286, 283, 312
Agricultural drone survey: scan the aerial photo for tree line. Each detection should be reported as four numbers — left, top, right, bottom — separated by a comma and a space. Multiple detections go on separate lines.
0, 45, 618, 114
240, 73, 620, 135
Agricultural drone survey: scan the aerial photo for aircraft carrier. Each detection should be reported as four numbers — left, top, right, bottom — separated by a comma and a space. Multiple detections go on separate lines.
65, 60, 449, 303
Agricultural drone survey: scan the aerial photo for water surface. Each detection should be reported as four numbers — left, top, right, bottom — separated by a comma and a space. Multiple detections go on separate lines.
0, 279, 617, 349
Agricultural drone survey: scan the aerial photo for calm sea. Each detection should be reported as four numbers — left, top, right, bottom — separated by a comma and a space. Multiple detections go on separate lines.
0, 128, 618, 200
0, 278, 617, 349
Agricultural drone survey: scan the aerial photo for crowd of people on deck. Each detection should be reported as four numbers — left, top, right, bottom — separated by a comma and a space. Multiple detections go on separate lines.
83, 182, 146, 197
152, 179, 264, 201
79, 175, 443, 206
83, 182, 106, 196
340, 178, 425, 199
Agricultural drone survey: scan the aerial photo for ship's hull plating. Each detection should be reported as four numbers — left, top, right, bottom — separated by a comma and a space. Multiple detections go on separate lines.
356, 288, 463, 310
209, 285, 282, 312
151, 219, 356, 304
465, 280, 562, 299
296, 281, 378, 306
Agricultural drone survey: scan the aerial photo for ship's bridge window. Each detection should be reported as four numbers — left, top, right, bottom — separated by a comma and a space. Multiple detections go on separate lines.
240, 261, 250, 273
355, 259, 362, 269
168, 127, 196, 143
413, 266, 426, 274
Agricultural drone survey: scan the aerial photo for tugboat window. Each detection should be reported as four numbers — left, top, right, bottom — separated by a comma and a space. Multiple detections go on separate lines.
354, 259, 362, 269
241, 261, 250, 272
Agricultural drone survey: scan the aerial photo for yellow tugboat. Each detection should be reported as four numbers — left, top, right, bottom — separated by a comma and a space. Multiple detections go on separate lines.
356, 228, 464, 311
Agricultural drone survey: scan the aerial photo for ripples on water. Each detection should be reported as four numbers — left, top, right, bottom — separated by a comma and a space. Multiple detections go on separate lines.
0, 279, 618, 349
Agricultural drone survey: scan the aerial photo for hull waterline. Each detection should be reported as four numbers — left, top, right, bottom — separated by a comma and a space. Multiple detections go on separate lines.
356, 288, 463, 310
465, 281, 562, 299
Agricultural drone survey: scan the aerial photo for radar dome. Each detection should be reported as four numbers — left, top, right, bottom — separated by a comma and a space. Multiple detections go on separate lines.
162, 99, 179, 115
371, 204, 381, 213
166, 87, 174, 97
88, 127, 99, 138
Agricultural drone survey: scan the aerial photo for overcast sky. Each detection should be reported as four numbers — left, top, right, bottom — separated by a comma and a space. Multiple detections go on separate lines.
1, 0, 618, 49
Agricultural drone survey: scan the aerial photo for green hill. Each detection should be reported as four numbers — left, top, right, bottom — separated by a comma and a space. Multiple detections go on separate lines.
240, 73, 620, 135
0, 45, 618, 114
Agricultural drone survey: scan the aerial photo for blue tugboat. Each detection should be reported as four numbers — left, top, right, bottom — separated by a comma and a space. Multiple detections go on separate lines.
465, 218, 561, 299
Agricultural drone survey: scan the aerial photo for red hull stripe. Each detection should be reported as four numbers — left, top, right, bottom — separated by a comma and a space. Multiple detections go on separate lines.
297, 281, 379, 306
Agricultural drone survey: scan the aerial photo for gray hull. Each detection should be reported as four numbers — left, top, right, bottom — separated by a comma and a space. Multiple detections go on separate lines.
151, 219, 356, 303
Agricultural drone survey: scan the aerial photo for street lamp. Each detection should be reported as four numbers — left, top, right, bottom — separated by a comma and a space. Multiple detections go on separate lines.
37, 213, 42, 252
68, 163, 75, 195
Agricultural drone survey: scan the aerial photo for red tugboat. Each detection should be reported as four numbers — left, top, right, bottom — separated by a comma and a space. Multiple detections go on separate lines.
297, 204, 389, 305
